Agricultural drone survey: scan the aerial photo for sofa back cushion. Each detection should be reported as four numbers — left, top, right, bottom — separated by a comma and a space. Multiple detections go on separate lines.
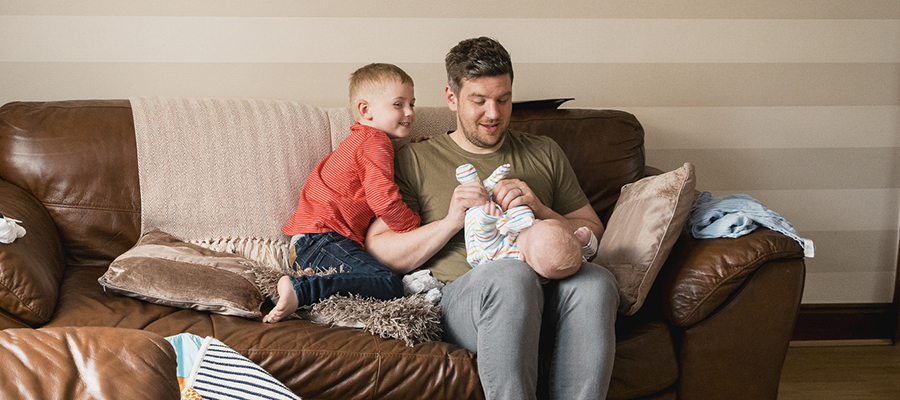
0, 100, 645, 266
0, 100, 141, 267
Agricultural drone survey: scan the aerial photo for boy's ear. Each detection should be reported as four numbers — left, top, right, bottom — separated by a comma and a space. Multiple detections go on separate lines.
445, 85, 458, 112
357, 100, 372, 120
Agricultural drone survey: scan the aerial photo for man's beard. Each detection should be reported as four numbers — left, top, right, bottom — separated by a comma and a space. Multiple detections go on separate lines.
460, 118, 506, 149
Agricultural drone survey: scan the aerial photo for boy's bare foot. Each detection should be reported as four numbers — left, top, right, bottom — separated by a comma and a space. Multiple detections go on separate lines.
263, 275, 299, 323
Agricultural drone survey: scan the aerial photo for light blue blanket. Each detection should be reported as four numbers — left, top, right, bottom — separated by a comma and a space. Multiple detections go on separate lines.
688, 191, 814, 258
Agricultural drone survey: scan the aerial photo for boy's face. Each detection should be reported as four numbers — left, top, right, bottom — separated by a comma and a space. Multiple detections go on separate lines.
360, 80, 415, 139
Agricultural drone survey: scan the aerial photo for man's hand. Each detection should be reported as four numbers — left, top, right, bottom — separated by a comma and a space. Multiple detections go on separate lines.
493, 179, 605, 240
493, 179, 548, 215
447, 182, 490, 230
481, 201, 502, 218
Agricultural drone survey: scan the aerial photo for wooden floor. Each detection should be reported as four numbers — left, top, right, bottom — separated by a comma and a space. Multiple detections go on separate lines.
778, 340, 900, 399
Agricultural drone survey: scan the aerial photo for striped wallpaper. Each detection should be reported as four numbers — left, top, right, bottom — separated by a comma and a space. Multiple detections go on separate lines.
1, 1, 898, 304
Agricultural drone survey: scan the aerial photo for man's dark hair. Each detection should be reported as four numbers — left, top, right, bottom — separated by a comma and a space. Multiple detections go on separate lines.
445, 37, 513, 95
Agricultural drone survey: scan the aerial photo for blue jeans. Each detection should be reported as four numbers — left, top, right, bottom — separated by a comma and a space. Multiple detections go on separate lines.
287, 232, 404, 307
440, 259, 618, 400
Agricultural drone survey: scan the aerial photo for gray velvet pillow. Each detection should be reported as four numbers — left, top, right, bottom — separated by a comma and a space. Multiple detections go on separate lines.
595, 162, 697, 315
98, 230, 264, 318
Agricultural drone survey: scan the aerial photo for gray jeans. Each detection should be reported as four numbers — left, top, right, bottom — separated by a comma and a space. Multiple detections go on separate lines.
440, 259, 618, 400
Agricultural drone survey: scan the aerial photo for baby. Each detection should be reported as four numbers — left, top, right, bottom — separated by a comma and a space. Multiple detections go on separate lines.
457, 163, 598, 280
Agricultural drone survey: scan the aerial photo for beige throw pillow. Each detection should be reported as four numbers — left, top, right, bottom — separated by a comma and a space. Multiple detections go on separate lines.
596, 162, 697, 315
98, 230, 264, 318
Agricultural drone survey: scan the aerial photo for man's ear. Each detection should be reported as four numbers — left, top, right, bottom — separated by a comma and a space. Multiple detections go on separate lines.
445, 85, 458, 112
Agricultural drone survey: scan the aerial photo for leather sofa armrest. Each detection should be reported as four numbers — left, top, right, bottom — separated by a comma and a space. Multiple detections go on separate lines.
0, 179, 66, 327
0, 327, 179, 400
658, 228, 805, 327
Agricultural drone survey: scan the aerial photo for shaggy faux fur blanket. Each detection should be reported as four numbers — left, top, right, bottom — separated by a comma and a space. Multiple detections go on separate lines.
253, 264, 441, 347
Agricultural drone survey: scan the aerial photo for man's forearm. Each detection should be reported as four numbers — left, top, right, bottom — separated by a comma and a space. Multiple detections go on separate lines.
534, 203, 605, 240
365, 217, 459, 274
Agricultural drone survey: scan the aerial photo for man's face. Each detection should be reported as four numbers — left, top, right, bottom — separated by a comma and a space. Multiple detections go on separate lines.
447, 74, 513, 153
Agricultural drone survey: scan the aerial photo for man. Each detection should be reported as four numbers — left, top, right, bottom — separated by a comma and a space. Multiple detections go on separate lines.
365, 37, 618, 400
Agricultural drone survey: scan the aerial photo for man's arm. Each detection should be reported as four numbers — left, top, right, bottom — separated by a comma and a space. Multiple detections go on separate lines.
365, 183, 488, 274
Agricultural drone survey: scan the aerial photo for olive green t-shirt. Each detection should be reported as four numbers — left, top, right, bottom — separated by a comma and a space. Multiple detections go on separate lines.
394, 129, 589, 283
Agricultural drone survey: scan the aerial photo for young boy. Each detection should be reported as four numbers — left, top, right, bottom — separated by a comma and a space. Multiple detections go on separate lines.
264, 63, 419, 323
457, 163, 598, 280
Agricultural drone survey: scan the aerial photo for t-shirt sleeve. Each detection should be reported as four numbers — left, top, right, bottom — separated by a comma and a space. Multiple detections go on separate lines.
393, 143, 421, 214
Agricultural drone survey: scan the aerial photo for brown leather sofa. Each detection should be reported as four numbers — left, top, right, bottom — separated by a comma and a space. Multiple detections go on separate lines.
0, 100, 805, 400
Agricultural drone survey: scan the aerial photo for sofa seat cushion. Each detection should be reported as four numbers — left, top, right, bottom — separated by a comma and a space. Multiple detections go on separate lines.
47, 266, 485, 399
608, 318, 679, 400
47, 264, 683, 400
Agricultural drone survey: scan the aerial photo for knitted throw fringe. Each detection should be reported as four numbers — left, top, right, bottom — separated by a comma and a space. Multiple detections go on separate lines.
191, 236, 292, 273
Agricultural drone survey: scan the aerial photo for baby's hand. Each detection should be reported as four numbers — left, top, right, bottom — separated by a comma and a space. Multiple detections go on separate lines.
574, 226, 593, 246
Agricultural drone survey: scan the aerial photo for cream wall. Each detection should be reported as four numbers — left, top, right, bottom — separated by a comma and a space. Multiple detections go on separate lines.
2, 1, 898, 304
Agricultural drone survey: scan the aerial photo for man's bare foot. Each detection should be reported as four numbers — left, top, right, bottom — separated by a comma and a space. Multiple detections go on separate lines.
263, 275, 299, 323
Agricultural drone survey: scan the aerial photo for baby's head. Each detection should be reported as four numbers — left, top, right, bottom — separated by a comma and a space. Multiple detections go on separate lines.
349, 63, 415, 139
516, 219, 582, 280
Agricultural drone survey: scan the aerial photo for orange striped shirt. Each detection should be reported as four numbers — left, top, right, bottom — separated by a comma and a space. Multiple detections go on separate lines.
282, 123, 420, 247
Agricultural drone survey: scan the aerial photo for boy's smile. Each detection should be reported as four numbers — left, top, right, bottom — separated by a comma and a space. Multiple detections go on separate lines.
360, 81, 415, 139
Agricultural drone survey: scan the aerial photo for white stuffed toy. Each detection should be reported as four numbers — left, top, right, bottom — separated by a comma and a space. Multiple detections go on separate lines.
0, 213, 25, 244
402, 270, 444, 304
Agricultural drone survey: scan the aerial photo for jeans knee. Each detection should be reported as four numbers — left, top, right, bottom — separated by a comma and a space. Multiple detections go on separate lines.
480, 260, 543, 303
570, 263, 620, 306
387, 272, 405, 298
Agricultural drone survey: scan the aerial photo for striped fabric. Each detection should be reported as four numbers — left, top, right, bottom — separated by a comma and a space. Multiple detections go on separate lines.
455, 163, 511, 200
187, 337, 301, 400
456, 163, 534, 266
464, 205, 534, 267
281, 123, 420, 246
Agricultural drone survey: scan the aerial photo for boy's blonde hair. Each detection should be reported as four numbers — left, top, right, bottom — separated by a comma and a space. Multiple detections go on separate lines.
349, 63, 414, 121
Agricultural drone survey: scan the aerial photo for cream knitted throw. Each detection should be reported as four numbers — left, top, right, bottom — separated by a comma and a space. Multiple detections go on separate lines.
130, 97, 347, 247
